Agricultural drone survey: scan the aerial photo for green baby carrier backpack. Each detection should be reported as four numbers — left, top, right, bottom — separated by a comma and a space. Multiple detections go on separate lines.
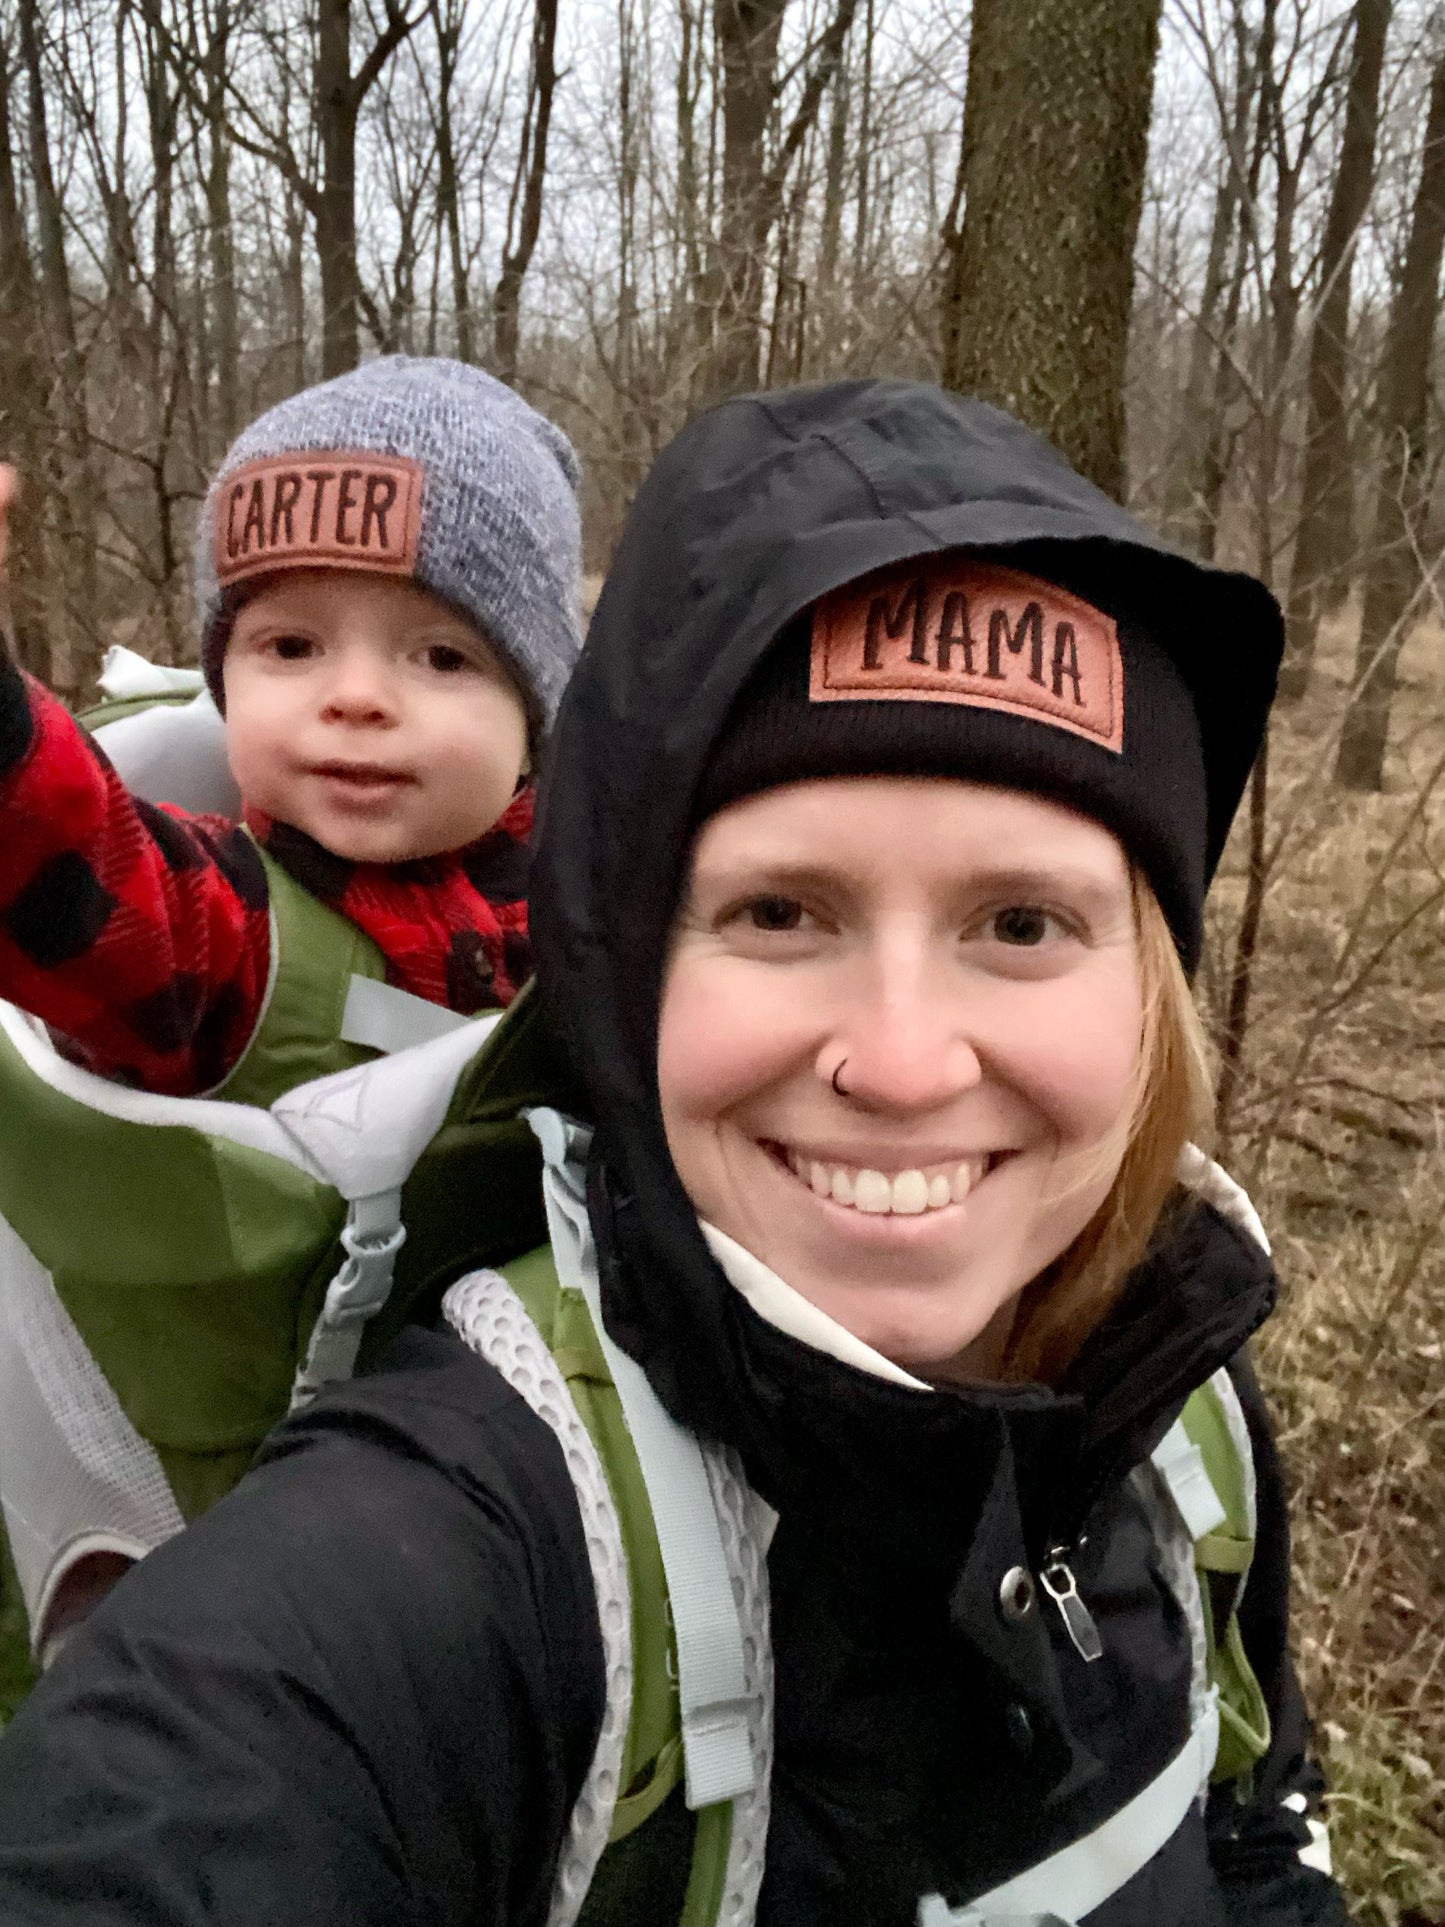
0, 650, 568, 1661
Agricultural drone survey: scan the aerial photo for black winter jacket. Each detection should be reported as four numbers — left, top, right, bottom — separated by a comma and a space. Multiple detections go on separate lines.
0, 1203, 1344, 1925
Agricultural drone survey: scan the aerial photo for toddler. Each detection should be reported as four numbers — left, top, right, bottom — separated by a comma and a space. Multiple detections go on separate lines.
0, 357, 581, 1096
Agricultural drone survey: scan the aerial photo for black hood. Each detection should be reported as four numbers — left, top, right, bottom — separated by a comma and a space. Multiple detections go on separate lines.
530, 380, 1278, 1526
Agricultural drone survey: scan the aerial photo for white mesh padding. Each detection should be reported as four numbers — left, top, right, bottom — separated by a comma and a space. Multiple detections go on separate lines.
0, 1215, 185, 1652
443, 1269, 631, 1927
701, 1443, 774, 1927
1177, 1145, 1271, 1255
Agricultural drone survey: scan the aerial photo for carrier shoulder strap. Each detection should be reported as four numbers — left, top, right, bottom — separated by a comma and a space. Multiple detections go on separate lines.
1174, 1373, 1272, 1786
500, 1243, 687, 1841
493, 1240, 740, 1927
217, 841, 471, 1109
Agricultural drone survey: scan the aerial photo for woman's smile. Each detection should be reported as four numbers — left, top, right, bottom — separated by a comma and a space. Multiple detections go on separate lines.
764, 1139, 999, 1215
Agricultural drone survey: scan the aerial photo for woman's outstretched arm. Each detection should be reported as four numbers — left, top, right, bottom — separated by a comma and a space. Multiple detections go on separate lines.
0, 1327, 604, 1927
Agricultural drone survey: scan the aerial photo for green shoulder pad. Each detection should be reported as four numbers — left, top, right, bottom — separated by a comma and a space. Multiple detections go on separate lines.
497, 1243, 735, 1927
1179, 1381, 1272, 1786
500, 1242, 684, 1839
79, 688, 198, 732
214, 842, 387, 1110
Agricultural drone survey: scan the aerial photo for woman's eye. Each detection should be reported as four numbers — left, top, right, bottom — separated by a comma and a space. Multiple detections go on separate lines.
745, 896, 805, 932
990, 905, 1056, 947
425, 643, 473, 674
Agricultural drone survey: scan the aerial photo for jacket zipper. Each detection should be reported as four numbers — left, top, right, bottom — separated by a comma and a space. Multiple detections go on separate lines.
1039, 1546, 1103, 1663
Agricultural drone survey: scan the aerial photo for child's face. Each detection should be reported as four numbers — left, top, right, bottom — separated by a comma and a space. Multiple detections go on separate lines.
222, 570, 529, 863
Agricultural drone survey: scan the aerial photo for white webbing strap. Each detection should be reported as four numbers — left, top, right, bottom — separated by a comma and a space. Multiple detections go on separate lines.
527, 1107, 758, 1811
290, 1188, 406, 1408
339, 976, 478, 1055
917, 1696, 1220, 1925
1150, 1419, 1228, 1541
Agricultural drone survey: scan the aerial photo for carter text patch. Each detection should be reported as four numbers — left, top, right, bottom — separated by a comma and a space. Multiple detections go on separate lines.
810, 560, 1123, 752
213, 452, 424, 586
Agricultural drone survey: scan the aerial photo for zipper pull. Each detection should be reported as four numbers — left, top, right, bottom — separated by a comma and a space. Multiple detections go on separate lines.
1040, 1553, 1103, 1663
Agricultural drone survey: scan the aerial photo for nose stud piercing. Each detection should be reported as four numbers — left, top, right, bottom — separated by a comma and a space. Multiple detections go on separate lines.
831, 1059, 851, 1098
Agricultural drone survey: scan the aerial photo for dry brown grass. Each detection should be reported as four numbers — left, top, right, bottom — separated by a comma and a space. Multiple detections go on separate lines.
1200, 603, 1444, 1926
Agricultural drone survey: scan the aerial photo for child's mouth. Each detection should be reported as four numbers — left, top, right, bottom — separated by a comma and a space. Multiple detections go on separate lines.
311, 762, 414, 795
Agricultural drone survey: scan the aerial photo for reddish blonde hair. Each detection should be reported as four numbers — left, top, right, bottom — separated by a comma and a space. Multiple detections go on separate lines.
1000, 873, 1215, 1384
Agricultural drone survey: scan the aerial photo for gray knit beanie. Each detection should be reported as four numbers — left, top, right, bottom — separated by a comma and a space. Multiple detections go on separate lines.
194, 355, 582, 736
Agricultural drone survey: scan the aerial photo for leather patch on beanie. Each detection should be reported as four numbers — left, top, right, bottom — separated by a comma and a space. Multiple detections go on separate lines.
213, 451, 424, 587
809, 560, 1124, 753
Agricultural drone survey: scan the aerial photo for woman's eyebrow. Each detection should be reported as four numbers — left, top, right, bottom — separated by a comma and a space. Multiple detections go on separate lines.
956, 863, 1125, 904
691, 856, 1123, 902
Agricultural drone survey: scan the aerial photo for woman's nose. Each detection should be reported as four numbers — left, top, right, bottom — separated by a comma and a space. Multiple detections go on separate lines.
818, 961, 984, 1114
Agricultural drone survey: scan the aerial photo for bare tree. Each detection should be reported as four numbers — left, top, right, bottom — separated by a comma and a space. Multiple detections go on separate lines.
492, 0, 558, 386
1335, 46, 1445, 790
1280, 0, 1391, 699
700, 0, 861, 400
939, 0, 1164, 497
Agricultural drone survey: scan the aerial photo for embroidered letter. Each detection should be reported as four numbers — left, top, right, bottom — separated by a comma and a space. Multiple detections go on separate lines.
240, 480, 267, 557
269, 472, 303, 548
361, 473, 398, 550
1051, 622, 1084, 705
863, 576, 927, 669
934, 591, 976, 674
986, 600, 1045, 686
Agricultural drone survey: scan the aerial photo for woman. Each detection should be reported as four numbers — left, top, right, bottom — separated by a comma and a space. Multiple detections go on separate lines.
0, 381, 1347, 1926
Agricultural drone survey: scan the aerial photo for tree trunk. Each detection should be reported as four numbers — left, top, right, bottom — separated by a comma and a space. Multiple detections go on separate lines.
313, 0, 419, 379
204, 0, 240, 444
816, 55, 848, 299
1335, 53, 1445, 791
702, 0, 858, 401
1187, 0, 1276, 560
939, 0, 1163, 499
1163, 131, 1244, 540
431, 0, 471, 363
0, 38, 49, 680
1279, 0, 1390, 700
703, 0, 788, 397
18, 0, 98, 688
316, 0, 360, 377
492, 0, 559, 387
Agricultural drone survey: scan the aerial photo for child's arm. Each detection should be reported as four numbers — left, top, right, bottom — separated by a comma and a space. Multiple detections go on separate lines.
0, 473, 272, 1096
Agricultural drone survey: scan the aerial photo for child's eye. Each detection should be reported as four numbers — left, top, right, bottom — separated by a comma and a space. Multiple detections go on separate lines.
424, 643, 474, 674
744, 895, 805, 932
988, 905, 1069, 947
269, 634, 314, 661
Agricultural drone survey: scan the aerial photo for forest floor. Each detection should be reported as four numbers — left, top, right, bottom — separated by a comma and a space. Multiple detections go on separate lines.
1203, 605, 1443, 1925
0, 599, 1440, 1922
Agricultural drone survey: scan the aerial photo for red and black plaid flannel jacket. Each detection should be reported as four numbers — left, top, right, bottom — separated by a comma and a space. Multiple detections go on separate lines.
0, 656, 532, 1096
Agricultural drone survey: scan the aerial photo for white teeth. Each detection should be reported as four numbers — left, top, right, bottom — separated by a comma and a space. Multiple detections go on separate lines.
890, 1169, 929, 1215
854, 1169, 892, 1214
781, 1150, 993, 1216
951, 1160, 982, 1203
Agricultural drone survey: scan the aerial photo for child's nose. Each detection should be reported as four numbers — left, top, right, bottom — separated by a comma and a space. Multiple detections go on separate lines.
319, 651, 398, 723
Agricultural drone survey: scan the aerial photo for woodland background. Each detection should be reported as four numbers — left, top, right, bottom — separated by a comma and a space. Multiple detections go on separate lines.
0, 0, 1442, 1917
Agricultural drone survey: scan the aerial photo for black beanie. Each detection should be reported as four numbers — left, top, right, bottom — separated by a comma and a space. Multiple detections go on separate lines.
692, 551, 1211, 970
